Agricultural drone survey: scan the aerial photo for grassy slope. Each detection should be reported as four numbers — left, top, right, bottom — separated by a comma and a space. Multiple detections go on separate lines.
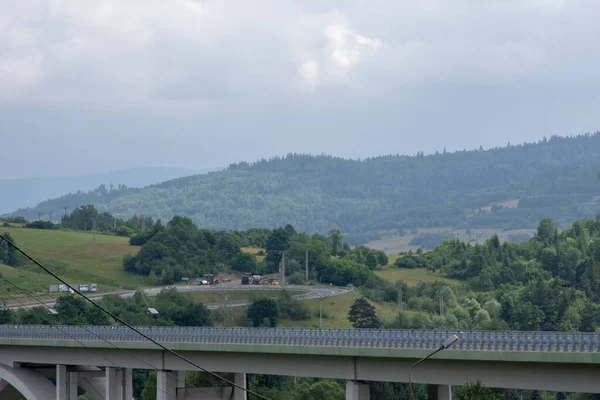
367, 227, 536, 254
0, 227, 144, 296
374, 268, 461, 286
188, 289, 307, 303
279, 290, 401, 329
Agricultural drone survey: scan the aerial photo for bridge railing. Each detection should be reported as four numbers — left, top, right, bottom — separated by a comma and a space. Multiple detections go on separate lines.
0, 325, 599, 352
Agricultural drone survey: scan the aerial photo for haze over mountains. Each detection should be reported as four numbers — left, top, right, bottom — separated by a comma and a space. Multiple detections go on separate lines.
0, 167, 207, 215
7, 133, 600, 243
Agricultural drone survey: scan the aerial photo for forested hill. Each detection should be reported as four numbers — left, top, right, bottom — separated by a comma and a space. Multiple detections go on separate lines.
9, 133, 600, 242
0, 167, 203, 215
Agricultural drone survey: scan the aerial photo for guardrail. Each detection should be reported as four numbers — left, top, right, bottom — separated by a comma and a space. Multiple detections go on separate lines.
1, 326, 600, 352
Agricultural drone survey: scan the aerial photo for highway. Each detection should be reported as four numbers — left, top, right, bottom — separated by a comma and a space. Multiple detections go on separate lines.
6, 283, 349, 311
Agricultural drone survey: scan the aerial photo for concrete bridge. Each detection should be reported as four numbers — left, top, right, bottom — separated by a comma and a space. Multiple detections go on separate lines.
1, 325, 600, 400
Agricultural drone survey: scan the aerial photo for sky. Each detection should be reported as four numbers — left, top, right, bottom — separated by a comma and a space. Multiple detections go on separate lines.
1, 0, 600, 179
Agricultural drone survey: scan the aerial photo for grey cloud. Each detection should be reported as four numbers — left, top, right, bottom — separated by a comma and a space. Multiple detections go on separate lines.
0, 0, 599, 179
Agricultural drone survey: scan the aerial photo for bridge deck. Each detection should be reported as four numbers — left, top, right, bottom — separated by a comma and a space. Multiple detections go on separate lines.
1, 325, 599, 353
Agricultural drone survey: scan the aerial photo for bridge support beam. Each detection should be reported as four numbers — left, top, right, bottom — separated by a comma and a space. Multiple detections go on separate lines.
428, 384, 452, 400
157, 370, 177, 400
346, 381, 370, 400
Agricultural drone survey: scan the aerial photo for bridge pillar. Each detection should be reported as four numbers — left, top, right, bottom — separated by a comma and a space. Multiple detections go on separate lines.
233, 372, 247, 400
57, 365, 68, 400
428, 384, 452, 400
106, 367, 118, 400
69, 372, 79, 400
124, 368, 133, 400
157, 370, 177, 400
346, 381, 370, 400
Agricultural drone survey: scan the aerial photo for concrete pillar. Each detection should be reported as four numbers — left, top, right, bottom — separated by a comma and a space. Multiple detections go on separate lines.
427, 384, 452, 400
68, 372, 79, 400
233, 373, 247, 400
56, 365, 68, 400
115, 369, 124, 400
157, 370, 177, 400
346, 381, 370, 400
106, 367, 117, 400
124, 369, 133, 400
176, 371, 186, 400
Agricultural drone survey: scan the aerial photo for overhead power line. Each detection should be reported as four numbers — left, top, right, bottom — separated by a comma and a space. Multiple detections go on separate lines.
0, 234, 268, 400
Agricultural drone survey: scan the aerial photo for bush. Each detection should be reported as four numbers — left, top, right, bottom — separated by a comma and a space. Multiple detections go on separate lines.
247, 298, 279, 327
115, 226, 134, 237
288, 272, 305, 285
25, 220, 57, 230
277, 291, 310, 320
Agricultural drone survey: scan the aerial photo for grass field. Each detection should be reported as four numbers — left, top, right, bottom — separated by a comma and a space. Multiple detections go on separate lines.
367, 227, 536, 254
374, 268, 461, 286
0, 227, 145, 296
188, 289, 307, 303
278, 290, 401, 328
241, 247, 265, 261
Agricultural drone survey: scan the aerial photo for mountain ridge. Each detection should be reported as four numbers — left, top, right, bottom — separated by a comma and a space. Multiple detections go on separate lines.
7, 133, 600, 243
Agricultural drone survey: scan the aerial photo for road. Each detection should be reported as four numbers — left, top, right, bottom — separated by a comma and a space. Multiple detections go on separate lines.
6, 282, 349, 311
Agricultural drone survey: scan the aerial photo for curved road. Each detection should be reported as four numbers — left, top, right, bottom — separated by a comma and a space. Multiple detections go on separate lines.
7, 283, 349, 311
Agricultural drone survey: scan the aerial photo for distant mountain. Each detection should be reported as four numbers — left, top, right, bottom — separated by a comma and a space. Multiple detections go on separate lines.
8, 134, 600, 243
0, 167, 209, 215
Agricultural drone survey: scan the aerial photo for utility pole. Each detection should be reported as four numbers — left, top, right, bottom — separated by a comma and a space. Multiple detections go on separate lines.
398, 282, 403, 312
38, 212, 41, 221
319, 295, 323, 329
305, 248, 309, 284
114, 215, 117, 230
92, 220, 96, 244
281, 251, 286, 286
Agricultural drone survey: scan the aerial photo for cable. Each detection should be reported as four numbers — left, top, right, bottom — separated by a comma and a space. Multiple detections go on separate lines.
0, 236, 264, 399
0, 275, 222, 400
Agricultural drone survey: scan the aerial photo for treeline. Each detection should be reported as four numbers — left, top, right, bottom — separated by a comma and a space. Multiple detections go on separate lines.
9, 133, 600, 241
123, 217, 390, 289
8, 205, 159, 237
389, 216, 600, 332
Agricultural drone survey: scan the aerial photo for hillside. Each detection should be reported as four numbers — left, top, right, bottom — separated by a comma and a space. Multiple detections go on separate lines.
0, 167, 204, 215
9, 134, 600, 243
0, 227, 144, 296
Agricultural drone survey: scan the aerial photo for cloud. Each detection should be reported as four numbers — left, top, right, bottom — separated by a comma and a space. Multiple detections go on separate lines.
2, 0, 599, 110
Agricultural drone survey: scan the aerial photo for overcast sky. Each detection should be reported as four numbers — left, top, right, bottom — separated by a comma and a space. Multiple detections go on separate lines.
1, 0, 600, 179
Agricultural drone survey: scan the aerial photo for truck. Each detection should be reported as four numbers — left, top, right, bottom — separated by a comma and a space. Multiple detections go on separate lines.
251, 275, 262, 285
241, 273, 252, 285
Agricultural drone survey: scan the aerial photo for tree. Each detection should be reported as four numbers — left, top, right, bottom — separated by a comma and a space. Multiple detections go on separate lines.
537, 218, 557, 245
455, 380, 501, 400
348, 297, 381, 328
247, 298, 279, 327
530, 390, 542, 400
0, 232, 22, 266
328, 229, 343, 256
